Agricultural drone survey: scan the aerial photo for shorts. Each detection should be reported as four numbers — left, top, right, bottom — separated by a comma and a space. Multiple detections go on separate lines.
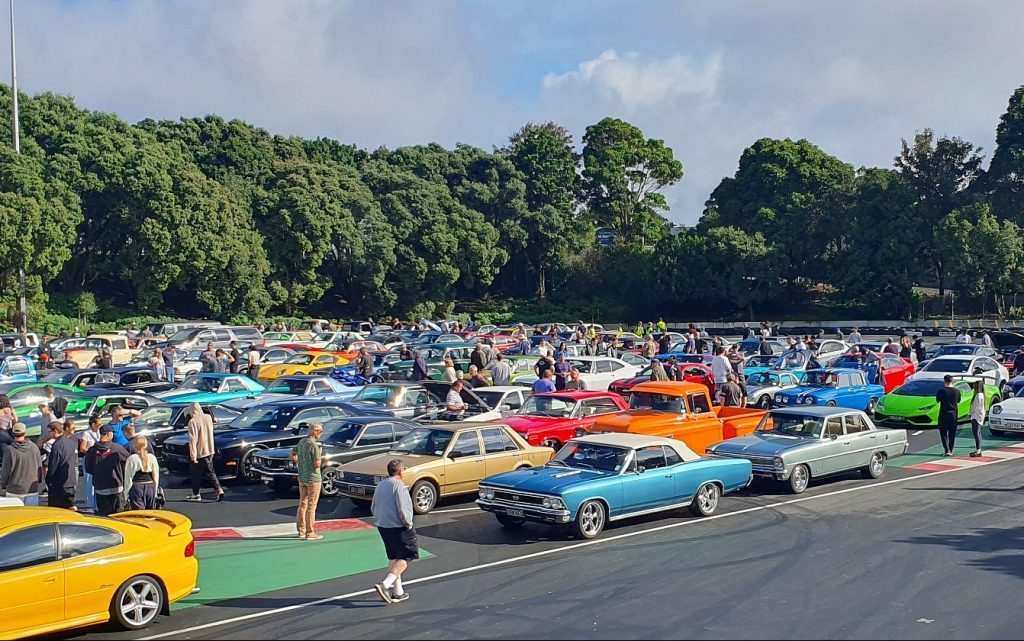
378, 526, 420, 561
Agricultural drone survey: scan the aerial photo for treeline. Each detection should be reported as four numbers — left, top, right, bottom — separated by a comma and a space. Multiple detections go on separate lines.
0, 83, 1022, 325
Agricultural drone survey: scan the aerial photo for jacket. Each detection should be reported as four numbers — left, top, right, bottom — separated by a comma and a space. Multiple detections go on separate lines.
85, 442, 129, 493
45, 435, 79, 491
188, 414, 216, 460
0, 439, 41, 495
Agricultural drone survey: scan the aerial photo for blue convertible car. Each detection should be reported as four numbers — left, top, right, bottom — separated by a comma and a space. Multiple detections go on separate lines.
773, 368, 885, 414
477, 433, 752, 539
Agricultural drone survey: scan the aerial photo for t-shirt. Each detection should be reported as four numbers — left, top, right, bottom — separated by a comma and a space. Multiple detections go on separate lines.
720, 382, 744, 407
293, 436, 322, 484
78, 428, 101, 454
935, 386, 962, 422
108, 418, 133, 448
446, 390, 467, 415
711, 355, 732, 383
533, 378, 556, 393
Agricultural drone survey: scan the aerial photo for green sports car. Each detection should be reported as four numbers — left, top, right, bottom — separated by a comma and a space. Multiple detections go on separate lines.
0, 382, 85, 421
874, 378, 1001, 427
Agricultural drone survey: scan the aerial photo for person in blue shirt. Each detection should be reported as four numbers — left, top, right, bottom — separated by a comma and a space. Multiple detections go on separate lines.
106, 405, 141, 449
532, 370, 556, 393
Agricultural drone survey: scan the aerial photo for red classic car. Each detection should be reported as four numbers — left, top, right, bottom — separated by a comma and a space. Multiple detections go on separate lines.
608, 363, 716, 398
502, 391, 628, 450
829, 351, 916, 393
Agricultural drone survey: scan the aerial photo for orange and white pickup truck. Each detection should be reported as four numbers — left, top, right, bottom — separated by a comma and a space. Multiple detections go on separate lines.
589, 381, 767, 454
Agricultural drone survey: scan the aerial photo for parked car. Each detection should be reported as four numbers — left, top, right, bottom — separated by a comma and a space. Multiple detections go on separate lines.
253, 417, 418, 496
161, 399, 359, 481
874, 377, 1002, 428
608, 363, 715, 397
744, 370, 803, 409
21, 389, 162, 438
988, 387, 1024, 435
336, 423, 553, 514
57, 367, 176, 394
0, 355, 38, 384
502, 391, 628, 450
477, 433, 752, 539
163, 325, 263, 352
132, 402, 241, 455
262, 331, 316, 346
737, 338, 785, 356
773, 368, 885, 413
0, 507, 197, 638
706, 407, 909, 493
516, 356, 641, 391
60, 334, 134, 368
470, 386, 531, 416
910, 355, 1010, 390
828, 352, 916, 393
255, 352, 350, 382
154, 373, 265, 404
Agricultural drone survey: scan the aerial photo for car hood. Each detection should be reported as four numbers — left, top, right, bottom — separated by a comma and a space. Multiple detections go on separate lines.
994, 397, 1024, 414
778, 386, 836, 399
610, 375, 647, 388
593, 409, 682, 433
878, 393, 937, 413
503, 415, 573, 433
341, 452, 440, 474
155, 389, 246, 403
481, 465, 615, 494
712, 433, 818, 457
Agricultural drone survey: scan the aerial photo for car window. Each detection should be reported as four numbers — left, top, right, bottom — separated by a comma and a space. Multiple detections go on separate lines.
113, 339, 128, 350
10, 388, 46, 404
824, 418, 843, 438
451, 431, 481, 458
663, 445, 683, 467
292, 408, 335, 426
224, 379, 247, 392
782, 374, 797, 386
313, 381, 333, 395
688, 393, 711, 414
607, 361, 624, 371
7, 359, 29, 375
482, 428, 512, 454
234, 329, 262, 341
59, 524, 123, 558
392, 422, 414, 440
844, 414, 868, 434
358, 424, 394, 447
212, 330, 231, 341
838, 373, 853, 387
404, 390, 430, 407
980, 358, 998, 371
635, 446, 667, 471
595, 360, 613, 374
582, 398, 622, 416
314, 355, 335, 365
505, 392, 523, 410
0, 525, 57, 572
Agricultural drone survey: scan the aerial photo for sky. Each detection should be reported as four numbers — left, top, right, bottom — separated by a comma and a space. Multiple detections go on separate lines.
9, 0, 1024, 224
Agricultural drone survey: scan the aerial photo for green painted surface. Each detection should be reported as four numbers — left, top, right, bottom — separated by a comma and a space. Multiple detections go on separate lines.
891, 424, 1024, 467
175, 529, 433, 609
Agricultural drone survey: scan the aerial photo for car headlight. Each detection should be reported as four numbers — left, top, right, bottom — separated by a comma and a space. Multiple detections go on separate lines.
775, 395, 783, 403
542, 497, 553, 508
549, 497, 565, 510
773, 457, 785, 471
992, 405, 1003, 415
479, 487, 495, 500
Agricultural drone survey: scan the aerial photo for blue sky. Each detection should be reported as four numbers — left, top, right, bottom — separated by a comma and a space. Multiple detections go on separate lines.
10, 0, 1024, 223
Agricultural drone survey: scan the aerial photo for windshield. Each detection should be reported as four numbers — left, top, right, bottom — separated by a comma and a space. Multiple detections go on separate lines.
569, 360, 593, 374
323, 422, 364, 446
519, 395, 576, 418
390, 428, 454, 456
935, 345, 979, 357
181, 376, 220, 392
552, 442, 630, 473
773, 352, 809, 369
353, 385, 396, 405
805, 371, 839, 387
284, 354, 315, 365
229, 406, 294, 431
757, 413, 824, 438
314, 332, 336, 342
264, 333, 291, 340
922, 359, 972, 373
41, 371, 75, 384
893, 380, 945, 396
138, 405, 178, 426
265, 379, 309, 395
629, 392, 684, 414
473, 391, 506, 409
747, 372, 781, 387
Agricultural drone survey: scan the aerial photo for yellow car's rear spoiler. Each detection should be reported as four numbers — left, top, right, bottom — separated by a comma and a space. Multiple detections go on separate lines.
115, 510, 193, 537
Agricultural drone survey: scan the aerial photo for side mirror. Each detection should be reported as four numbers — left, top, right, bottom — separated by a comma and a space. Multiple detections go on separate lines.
637, 466, 647, 474
448, 450, 464, 460
830, 434, 839, 441
295, 422, 310, 433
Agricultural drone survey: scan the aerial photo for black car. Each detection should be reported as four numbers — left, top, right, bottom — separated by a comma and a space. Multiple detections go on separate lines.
335, 382, 498, 421
160, 399, 366, 481
133, 402, 241, 455
252, 417, 417, 496
45, 366, 177, 394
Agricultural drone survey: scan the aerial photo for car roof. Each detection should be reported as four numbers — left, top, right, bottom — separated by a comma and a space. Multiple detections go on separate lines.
331, 416, 418, 426
631, 380, 705, 395
187, 373, 244, 379
0, 507, 96, 529
808, 368, 868, 375
272, 375, 331, 381
261, 398, 348, 408
928, 355, 979, 361
569, 356, 619, 362
572, 433, 700, 459
533, 391, 620, 400
67, 389, 153, 399
769, 406, 856, 418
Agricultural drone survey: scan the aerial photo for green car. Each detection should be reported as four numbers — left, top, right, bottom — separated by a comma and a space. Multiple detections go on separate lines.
0, 382, 85, 423
874, 378, 1001, 428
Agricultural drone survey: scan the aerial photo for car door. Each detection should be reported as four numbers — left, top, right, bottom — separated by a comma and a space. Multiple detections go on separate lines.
0, 524, 63, 635
817, 417, 851, 474
59, 523, 126, 622
442, 430, 486, 494
625, 446, 676, 511
589, 360, 612, 390
481, 427, 524, 477
842, 413, 875, 468
977, 358, 1002, 386
666, 445, 703, 501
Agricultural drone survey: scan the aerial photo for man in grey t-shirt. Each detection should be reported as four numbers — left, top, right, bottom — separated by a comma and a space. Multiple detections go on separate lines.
371, 460, 417, 604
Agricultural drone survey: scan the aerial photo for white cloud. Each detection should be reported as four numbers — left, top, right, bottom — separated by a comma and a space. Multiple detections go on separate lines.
541, 49, 721, 109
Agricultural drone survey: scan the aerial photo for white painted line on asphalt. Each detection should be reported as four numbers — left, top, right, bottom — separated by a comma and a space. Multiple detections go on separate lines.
912, 430, 924, 436
139, 456, 1019, 640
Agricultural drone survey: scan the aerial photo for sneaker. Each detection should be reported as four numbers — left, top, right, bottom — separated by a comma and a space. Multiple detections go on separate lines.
216, 492, 225, 503
184, 494, 202, 502
297, 533, 307, 539
374, 584, 393, 604
305, 534, 324, 541
391, 592, 410, 603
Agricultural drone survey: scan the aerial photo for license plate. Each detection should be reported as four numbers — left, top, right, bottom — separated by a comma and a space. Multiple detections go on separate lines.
506, 508, 525, 518
754, 472, 774, 478
262, 476, 273, 483
347, 485, 366, 496
887, 417, 907, 423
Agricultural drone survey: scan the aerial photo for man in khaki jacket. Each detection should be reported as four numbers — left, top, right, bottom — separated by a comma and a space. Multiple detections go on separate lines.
185, 403, 224, 502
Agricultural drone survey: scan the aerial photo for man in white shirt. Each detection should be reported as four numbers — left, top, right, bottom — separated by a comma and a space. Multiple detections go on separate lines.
247, 347, 262, 379
982, 331, 993, 348
848, 327, 862, 343
446, 381, 468, 419
795, 337, 807, 351
711, 347, 733, 391
956, 330, 971, 344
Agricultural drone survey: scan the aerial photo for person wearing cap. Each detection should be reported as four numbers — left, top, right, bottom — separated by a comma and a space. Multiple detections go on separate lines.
0, 423, 42, 505
46, 420, 80, 509
107, 405, 141, 449
84, 426, 130, 516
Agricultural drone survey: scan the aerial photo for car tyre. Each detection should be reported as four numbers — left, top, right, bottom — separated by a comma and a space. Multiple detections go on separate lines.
573, 500, 606, 539
788, 464, 810, 494
825, 400, 837, 407
495, 513, 526, 529
861, 452, 886, 479
321, 468, 340, 497
689, 482, 720, 517
111, 575, 164, 631
757, 395, 772, 409
238, 448, 266, 483
541, 438, 562, 451
411, 480, 438, 515
866, 398, 878, 414
573, 428, 587, 438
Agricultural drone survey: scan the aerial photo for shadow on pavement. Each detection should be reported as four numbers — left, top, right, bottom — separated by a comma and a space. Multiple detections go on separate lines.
898, 524, 1024, 580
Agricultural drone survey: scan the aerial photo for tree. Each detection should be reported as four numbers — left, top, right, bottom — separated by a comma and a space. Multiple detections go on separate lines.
75, 291, 97, 325
987, 86, 1024, 224
939, 202, 1023, 315
894, 129, 984, 295
582, 118, 682, 243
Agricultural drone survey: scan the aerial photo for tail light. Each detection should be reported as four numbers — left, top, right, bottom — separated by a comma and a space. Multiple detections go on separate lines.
184, 536, 195, 558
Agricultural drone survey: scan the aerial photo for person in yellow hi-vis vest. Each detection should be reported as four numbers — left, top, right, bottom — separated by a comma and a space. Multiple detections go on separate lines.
656, 317, 667, 333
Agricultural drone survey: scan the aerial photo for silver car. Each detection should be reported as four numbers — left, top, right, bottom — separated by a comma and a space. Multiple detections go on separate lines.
706, 407, 908, 494
744, 369, 802, 409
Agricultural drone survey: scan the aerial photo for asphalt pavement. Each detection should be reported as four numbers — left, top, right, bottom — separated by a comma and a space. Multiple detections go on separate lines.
52, 423, 1024, 641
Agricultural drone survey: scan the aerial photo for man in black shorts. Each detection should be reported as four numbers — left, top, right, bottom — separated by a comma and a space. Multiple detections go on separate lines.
936, 375, 962, 456
371, 460, 417, 604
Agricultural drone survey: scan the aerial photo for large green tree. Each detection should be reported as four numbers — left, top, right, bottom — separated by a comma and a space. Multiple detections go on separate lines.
987, 86, 1024, 224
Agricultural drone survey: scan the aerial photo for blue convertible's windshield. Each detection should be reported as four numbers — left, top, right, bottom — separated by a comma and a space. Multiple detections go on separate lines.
552, 442, 631, 473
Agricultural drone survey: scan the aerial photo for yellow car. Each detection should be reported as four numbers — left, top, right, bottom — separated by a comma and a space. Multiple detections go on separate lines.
0, 508, 198, 639
337, 422, 554, 514
256, 351, 350, 382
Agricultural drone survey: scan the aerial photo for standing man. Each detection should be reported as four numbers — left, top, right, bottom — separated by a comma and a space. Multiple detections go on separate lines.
658, 332, 673, 356
758, 336, 774, 356
45, 386, 68, 421
649, 359, 669, 382
470, 345, 487, 372
78, 415, 103, 512
711, 347, 733, 403
410, 349, 429, 382
936, 375, 962, 457
0, 423, 41, 505
532, 369, 556, 393
354, 348, 374, 381
446, 381, 468, 419
372, 460, 418, 604
848, 327, 863, 344
46, 420, 79, 509
84, 426, 129, 516
912, 335, 927, 364
186, 403, 224, 503
982, 331, 994, 348
490, 353, 512, 387
564, 369, 587, 390
292, 422, 324, 540
642, 335, 658, 359
553, 354, 572, 391
163, 344, 177, 384
719, 373, 746, 407
201, 342, 217, 373
728, 346, 746, 381
229, 341, 241, 374
247, 345, 262, 380
107, 405, 140, 449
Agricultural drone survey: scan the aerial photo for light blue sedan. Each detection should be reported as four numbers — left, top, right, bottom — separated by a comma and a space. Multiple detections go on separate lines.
477, 433, 752, 539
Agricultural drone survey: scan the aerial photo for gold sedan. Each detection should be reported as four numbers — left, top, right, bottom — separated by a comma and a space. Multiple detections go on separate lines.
337, 423, 553, 514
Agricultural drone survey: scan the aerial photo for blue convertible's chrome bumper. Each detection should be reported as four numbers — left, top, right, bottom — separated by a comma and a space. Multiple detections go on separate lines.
477, 499, 572, 524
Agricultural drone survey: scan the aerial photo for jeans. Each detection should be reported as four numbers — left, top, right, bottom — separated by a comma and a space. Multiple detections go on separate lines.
939, 419, 958, 453
297, 482, 322, 536
971, 419, 983, 450
190, 456, 222, 495
166, 367, 175, 384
